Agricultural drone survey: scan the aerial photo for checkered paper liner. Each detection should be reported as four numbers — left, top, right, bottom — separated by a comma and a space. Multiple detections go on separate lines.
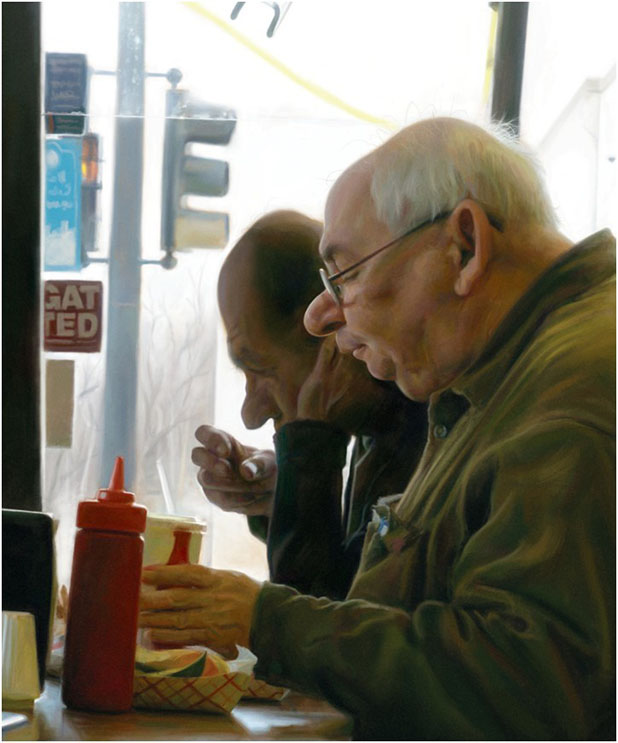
133, 645, 258, 713
243, 676, 289, 701
133, 670, 252, 713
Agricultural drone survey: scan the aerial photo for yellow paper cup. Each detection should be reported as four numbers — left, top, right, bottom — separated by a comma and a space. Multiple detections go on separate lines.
142, 514, 206, 567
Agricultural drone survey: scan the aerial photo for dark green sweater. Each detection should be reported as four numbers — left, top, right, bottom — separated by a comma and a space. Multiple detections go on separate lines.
250, 393, 428, 599
251, 230, 616, 740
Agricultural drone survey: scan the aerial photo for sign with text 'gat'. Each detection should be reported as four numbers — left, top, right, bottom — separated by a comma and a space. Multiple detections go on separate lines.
44, 280, 103, 353
45, 138, 82, 271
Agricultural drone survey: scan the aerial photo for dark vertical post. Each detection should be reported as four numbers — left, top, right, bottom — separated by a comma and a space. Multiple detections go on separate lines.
2, 2, 42, 510
491, 2, 529, 135
101, 3, 145, 487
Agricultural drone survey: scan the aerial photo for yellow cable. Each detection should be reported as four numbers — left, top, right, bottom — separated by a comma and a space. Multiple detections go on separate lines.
182, 1, 397, 130
483, 6, 498, 103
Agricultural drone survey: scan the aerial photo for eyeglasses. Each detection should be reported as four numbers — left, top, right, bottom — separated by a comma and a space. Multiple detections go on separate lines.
319, 209, 503, 307
319, 211, 450, 307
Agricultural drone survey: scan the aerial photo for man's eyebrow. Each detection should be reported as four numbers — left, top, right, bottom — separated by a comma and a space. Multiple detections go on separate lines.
321, 242, 341, 266
228, 345, 265, 370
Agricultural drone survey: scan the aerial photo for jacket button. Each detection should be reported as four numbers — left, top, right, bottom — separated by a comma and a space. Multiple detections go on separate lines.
433, 424, 448, 439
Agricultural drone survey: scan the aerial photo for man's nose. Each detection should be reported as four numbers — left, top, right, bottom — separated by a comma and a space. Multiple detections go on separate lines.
303, 290, 345, 337
241, 382, 276, 430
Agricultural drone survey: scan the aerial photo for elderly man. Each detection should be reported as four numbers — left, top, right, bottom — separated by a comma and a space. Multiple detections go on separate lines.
141, 119, 615, 740
192, 210, 427, 598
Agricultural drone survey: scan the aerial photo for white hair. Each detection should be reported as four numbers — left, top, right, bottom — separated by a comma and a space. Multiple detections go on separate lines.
369, 117, 557, 234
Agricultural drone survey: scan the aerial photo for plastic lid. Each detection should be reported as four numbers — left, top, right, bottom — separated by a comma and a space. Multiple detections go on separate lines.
76, 456, 147, 534
145, 513, 206, 533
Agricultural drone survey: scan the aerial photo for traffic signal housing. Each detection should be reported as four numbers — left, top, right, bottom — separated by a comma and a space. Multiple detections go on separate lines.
160, 88, 236, 263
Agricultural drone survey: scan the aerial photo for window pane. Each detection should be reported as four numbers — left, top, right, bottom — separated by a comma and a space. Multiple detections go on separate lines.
43, 2, 614, 590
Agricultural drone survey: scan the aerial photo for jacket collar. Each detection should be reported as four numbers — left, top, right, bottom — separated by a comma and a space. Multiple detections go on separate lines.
450, 229, 616, 410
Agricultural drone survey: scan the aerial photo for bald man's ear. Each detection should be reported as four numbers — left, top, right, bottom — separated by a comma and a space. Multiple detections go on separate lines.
448, 199, 493, 297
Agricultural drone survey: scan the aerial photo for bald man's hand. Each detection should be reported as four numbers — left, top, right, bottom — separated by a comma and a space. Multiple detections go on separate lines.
292, 336, 377, 428
192, 425, 276, 517
140, 564, 262, 657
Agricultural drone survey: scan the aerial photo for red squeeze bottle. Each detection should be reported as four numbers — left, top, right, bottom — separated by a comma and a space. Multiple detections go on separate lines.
62, 456, 147, 712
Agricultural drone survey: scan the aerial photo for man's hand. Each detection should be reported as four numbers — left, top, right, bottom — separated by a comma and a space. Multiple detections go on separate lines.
139, 564, 262, 657
192, 425, 276, 516
292, 336, 378, 429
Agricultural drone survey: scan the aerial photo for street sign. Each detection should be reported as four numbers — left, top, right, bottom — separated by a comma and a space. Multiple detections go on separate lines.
43, 280, 103, 353
45, 53, 88, 135
44, 138, 82, 271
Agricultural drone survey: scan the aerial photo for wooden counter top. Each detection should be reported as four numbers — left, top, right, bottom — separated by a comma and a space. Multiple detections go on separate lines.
4, 679, 352, 741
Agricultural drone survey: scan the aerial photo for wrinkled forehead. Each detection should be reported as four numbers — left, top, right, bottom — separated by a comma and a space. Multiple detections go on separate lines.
325, 162, 373, 222
320, 160, 391, 262
218, 254, 268, 343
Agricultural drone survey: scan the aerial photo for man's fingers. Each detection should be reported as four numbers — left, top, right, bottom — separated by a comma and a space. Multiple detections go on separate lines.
142, 628, 235, 656
142, 564, 218, 589
139, 587, 211, 611
140, 567, 260, 654
142, 628, 208, 643
197, 467, 274, 495
192, 449, 237, 482
197, 482, 273, 516
139, 606, 214, 628
194, 425, 233, 457
313, 336, 338, 369
239, 451, 276, 481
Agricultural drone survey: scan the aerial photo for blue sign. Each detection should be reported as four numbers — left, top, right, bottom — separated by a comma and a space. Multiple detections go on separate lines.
45, 53, 88, 135
44, 138, 82, 271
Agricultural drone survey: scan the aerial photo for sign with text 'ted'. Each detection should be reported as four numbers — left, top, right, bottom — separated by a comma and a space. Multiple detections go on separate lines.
44, 281, 103, 353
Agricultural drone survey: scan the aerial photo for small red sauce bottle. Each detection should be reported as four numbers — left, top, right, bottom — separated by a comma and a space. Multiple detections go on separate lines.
166, 528, 192, 565
150, 528, 192, 650
62, 456, 147, 712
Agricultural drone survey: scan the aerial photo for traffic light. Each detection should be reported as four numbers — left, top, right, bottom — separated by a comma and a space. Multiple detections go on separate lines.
160, 88, 236, 263
81, 133, 102, 261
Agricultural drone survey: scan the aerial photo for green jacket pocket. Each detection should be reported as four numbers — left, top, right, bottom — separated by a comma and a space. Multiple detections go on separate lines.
348, 505, 429, 611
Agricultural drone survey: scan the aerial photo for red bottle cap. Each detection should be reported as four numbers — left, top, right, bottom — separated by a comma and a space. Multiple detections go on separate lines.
76, 456, 147, 533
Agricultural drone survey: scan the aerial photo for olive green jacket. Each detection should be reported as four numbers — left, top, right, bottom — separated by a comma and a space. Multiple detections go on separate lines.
251, 231, 616, 740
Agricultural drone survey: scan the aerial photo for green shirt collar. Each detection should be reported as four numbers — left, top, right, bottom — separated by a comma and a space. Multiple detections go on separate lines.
450, 229, 616, 410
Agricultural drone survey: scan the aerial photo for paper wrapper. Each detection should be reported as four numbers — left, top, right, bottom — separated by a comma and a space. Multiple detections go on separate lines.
133, 645, 256, 713
133, 670, 252, 713
243, 677, 289, 701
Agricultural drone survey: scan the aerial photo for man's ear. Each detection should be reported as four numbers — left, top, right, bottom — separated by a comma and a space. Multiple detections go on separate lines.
447, 199, 493, 297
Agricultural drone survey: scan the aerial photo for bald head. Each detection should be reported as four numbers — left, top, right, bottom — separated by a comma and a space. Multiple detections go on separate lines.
368, 116, 557, 235
217, 212, 323, 429
219, 210, 324, 340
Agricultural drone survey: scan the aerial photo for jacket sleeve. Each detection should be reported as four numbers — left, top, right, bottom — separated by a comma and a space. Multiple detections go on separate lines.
247, 515, 269, 543
265, 420, 351, 599
250, 421, 615, 740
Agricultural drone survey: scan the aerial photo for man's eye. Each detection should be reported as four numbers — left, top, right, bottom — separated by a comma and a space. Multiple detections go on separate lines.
246, 366, 275, 377
338, 270, 360, 286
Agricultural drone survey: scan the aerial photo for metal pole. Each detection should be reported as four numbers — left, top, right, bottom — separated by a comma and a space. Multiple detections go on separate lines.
491, 2, 529, 136
101, 2, 145, 487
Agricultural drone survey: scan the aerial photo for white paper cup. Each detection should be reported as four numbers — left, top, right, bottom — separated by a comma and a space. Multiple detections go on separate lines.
2, 611, 41, 707
142, 514, 206, 567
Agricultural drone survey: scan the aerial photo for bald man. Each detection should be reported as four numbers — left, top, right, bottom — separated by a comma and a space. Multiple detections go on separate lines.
142, 121, 614, 740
